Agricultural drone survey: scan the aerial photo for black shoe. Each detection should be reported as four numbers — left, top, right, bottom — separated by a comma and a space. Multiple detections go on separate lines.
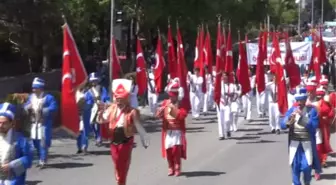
219, 137, 225, 140
276, 129, 280, 135
271, 129, 276, 134
76, 150, 83, 154
227, 132, 231, 138
96, 142, 102, 147
244, 117, 247, 120
83, 149, 88, 155
323, 163, 328, 168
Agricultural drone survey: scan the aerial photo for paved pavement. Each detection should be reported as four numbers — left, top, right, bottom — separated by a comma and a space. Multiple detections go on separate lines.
26, 102, 336, 185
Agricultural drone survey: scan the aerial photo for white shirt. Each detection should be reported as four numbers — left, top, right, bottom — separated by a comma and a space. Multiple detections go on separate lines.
0, 129, 12, 163
148, 72, 156, 93
266, 81, 276, 102
287, 93, 296, 109
220, 82, 234, 105
188, 74, 204, 93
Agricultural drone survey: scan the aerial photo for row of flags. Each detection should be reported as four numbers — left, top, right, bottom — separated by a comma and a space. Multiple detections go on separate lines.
61, 20, 328, 136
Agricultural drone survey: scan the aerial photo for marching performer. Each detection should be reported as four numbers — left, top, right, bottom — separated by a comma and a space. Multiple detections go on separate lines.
230, 75, 241, 132
187, 68, 204, 119
0, 103, 33, 185
242, 69, 255, 122
157, 80, 187, 176
203, 66, 214, 114
87, 73, 110, 146
319, 75, 329, 91
23, 77, 57, 168
217, 72, 233, 139
314, 86, 334, 168
128, 76, 139, 108
75, 88, 92, 154
266, 72, 280, 134
281, 88, 320, 185
148, 68, 158, 117
256, 69, 269, 117
97, 78, 149, 185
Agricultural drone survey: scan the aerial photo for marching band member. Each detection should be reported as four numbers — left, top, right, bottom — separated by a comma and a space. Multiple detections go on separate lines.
256, 69, 269, 117
75, 88, 92, 154
217, 72, 233, 139
266, 72, 280, 134
187, 68, 204, 119
128, 76, 139, 108
157, 80, 187, 177
97, 78, 149, 185
319, 75, 329, 92
314, 86, 334, 168
286, 76, 296, 109
23, 77, 57, 168
230, 75, 241, 132
87, 73, 110, 146
242, 69, 255, 122
280, 88, 320, 185
305, 80, 317, 107
147, 68, 158, 117
0, 103, 33, 185
203, 66, 213, 114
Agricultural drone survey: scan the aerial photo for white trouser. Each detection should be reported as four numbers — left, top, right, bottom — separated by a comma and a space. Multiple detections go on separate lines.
190, 92, 202, 118
148, 92, 158, 115
243, 94, 252, 120
256, 91, 266, 115
217, 104, 231, 137
230, 112, 238, 131
268, 102, 280, 130
203, 89, 213, 112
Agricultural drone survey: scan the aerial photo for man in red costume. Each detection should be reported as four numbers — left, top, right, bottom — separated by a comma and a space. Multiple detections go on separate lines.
314, 86, 335, 168
97, 78, 150, 185
157, 80, 188, 176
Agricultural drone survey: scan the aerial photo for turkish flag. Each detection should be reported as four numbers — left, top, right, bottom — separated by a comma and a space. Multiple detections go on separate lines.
284, 32, 300, 89
154, 31, 165, 93
136, 38, 147, 96
237, 41, 251, 96
61, 23, 88, 136
110, 37, 122, 80
224, 29, 233, 83
176, 25, 191, 111
213, 21, 222, 106
255, 31, 266, 94
167, 24, 177, 79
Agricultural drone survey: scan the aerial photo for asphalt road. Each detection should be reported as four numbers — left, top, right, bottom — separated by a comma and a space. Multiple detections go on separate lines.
26, 102, 336, 185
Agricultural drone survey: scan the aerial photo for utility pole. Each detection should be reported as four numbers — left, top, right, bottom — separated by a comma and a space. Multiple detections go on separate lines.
298, 0, 301, 34
311, 0, 314, 26
109, 0, 115, 96
321, 0, 324, 24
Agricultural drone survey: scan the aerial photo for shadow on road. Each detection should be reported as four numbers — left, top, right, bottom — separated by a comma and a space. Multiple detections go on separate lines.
48, 154, 83, 161
26, 180, 43, 185
329, 153, 336, 158
182, 171, 225, 177
230, 136, 260, 140
236, 140, 277, 144
326, 161, 336, 167
320, 173, 336, 180
89, 150, 110, 156
244, 123, 269, 126
238, 128, 263, 132
47, 162, 93, 169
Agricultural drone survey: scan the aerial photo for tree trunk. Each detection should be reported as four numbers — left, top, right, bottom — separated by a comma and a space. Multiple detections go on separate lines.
41, 44, 49, 72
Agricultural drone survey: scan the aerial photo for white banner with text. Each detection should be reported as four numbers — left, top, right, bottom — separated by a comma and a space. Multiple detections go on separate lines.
246, 42, 312, 65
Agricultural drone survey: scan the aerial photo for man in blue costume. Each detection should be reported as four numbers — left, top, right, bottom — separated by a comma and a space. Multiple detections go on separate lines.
24, 77, 57, 168
75, 87, 93, 154
87, 73, 110, 146
281, 88, 321, 185
0, 102, 33, 185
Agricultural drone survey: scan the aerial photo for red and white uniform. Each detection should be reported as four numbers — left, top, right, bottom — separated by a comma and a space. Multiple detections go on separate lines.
157, 80, 187, 177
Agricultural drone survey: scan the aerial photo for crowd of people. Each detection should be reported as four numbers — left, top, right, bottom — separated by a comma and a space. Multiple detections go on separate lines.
0, 60, 335, 185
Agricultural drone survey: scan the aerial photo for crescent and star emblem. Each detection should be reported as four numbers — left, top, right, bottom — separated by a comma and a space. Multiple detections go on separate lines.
194, 47, 199, 61
155, 53, 160, 69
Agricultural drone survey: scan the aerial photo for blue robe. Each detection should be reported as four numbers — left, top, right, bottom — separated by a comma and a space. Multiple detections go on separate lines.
24, 93, 57, 161
281, 105, 322, 185
0, 130, 33, 185
86, 87, 110, 142
77, 92, 94, 150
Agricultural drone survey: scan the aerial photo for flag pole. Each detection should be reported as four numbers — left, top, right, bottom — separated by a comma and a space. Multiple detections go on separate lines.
109, 0, 115, 98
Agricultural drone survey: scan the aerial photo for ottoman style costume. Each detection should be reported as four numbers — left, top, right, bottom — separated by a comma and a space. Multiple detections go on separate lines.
314, 86, 334, 168
97, 79, 149, 185
0, 103, 33, 185
23, 78, 57, 168
281, 88, 320, 185
157, 80, 187, 176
